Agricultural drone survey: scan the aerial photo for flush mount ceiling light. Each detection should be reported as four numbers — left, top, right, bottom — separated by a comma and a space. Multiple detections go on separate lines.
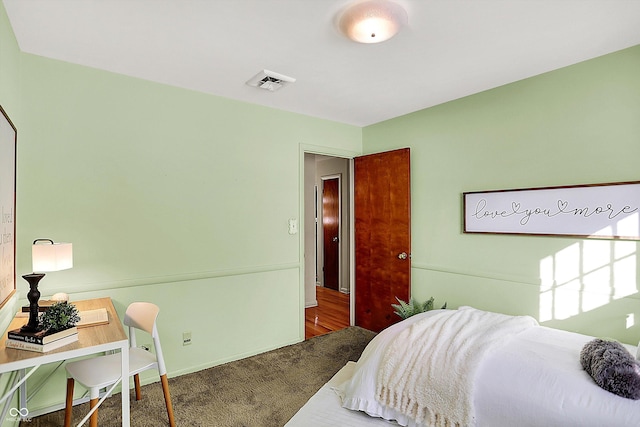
339, 0, 408, 44
246, 69, 296, 92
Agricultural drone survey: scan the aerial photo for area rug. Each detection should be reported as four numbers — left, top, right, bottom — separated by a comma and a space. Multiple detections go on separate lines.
23, 326, 376, 427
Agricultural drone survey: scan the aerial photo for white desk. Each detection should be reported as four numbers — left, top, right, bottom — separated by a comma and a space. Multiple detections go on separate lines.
0, 297, 130, 426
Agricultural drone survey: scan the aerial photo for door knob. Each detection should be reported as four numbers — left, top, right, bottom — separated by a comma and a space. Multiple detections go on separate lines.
397, 252, 408, 260
332, 236, 339, 242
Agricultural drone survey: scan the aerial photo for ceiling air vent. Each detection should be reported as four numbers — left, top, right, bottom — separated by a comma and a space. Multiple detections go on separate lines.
246, 69, 296, 92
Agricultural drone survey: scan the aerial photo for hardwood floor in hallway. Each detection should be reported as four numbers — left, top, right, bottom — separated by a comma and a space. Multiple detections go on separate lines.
305, 286, 350, 339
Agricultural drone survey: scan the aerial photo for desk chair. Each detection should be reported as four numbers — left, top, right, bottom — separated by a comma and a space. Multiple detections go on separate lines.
64, 302, 176, 427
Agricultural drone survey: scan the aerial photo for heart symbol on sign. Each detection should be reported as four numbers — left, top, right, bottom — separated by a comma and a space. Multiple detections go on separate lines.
512, 202, 521, 212
558, 200, 568, 211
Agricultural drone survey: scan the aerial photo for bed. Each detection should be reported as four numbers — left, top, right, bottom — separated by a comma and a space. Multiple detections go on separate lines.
286, 307, 640, 427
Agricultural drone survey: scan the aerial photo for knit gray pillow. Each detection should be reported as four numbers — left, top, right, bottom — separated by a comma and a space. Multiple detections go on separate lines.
580, 338, 640, 400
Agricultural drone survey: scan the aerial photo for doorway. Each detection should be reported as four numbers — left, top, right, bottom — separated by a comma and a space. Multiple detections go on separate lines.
301, 148, 411, 337
303, 153, 351, 338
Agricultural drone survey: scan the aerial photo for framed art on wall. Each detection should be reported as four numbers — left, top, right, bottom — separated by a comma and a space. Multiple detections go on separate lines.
0, 105, 16, 309
464, 181, 640, 240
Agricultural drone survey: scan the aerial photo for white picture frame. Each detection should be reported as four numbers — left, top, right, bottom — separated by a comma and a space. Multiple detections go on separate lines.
0, 105, 16, 310
464, 181, 640, 240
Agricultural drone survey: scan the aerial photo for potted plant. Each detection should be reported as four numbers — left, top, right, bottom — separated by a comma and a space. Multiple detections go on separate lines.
39, 301, 80, 332
392, 296, 447, 320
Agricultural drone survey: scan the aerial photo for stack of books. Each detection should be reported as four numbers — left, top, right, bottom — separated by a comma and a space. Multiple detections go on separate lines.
5, 326, 79, 353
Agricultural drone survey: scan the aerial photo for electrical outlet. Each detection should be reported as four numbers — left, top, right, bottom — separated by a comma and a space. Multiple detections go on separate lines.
183, 331, 192, 346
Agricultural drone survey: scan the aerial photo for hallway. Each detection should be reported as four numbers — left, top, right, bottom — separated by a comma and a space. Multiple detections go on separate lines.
305, 286, 350, 339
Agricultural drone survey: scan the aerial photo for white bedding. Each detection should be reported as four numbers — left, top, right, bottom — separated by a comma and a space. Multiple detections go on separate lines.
376, 307, 537, 427
287, 309, 640, 427
285, 362, 393, 427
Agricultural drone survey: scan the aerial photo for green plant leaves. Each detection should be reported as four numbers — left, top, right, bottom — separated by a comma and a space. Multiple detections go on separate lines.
39, 301, 80, 332
391, 296, 447, 319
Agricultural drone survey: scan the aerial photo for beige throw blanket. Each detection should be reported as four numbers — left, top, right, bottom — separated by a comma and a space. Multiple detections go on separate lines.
376, 307, 538, 427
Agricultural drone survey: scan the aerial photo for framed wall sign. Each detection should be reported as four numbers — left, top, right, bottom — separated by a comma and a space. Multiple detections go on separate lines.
464, 181, 640, 240
0, 105, 16, 309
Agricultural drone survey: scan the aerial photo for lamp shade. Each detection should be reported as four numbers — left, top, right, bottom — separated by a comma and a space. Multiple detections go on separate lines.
32, 239, 73, 272
339, 0, 408, 44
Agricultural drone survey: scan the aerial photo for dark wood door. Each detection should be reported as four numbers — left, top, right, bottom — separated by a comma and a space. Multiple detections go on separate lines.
323, 177, 340, 290
354, 148, 411, 332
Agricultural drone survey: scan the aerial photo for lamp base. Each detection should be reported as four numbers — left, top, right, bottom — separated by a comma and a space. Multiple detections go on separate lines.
21, 273, 45, 332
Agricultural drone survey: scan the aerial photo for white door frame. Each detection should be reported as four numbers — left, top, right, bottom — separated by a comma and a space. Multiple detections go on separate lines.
299, 144, 360, 340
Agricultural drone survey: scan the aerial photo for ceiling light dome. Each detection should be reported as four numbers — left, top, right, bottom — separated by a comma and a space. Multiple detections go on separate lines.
339, 0, 408, 44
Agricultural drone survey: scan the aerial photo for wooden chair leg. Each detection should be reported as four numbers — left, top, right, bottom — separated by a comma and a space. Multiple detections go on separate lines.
160, 374, 176, 427
134, 373, 142, 401
89, 397, 99, 427
64, 378, 74, 427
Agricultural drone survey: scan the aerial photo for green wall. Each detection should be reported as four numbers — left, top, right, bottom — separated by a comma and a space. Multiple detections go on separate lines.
0, 3, 362, 415
15, 55, 360, 411
0, 1, 19, 117
0, 5, 22, 425
363, 45, 640, 345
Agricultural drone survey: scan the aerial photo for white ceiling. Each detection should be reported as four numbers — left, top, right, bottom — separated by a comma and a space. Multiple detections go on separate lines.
4, 0, 640, 127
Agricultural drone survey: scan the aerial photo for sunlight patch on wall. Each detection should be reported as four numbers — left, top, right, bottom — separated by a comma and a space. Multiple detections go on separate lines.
627, 313, 635, 329
539, 222, 638, 322
618, 212, 639, 239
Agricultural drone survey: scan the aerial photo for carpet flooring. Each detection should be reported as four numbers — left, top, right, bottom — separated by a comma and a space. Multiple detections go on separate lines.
23, 326, 376, 427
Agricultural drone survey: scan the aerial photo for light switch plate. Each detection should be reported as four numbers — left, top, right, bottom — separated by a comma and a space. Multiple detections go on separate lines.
288, 218, 298, 235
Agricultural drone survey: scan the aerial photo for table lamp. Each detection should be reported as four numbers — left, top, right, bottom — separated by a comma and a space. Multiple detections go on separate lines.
21, 239, 73, 332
